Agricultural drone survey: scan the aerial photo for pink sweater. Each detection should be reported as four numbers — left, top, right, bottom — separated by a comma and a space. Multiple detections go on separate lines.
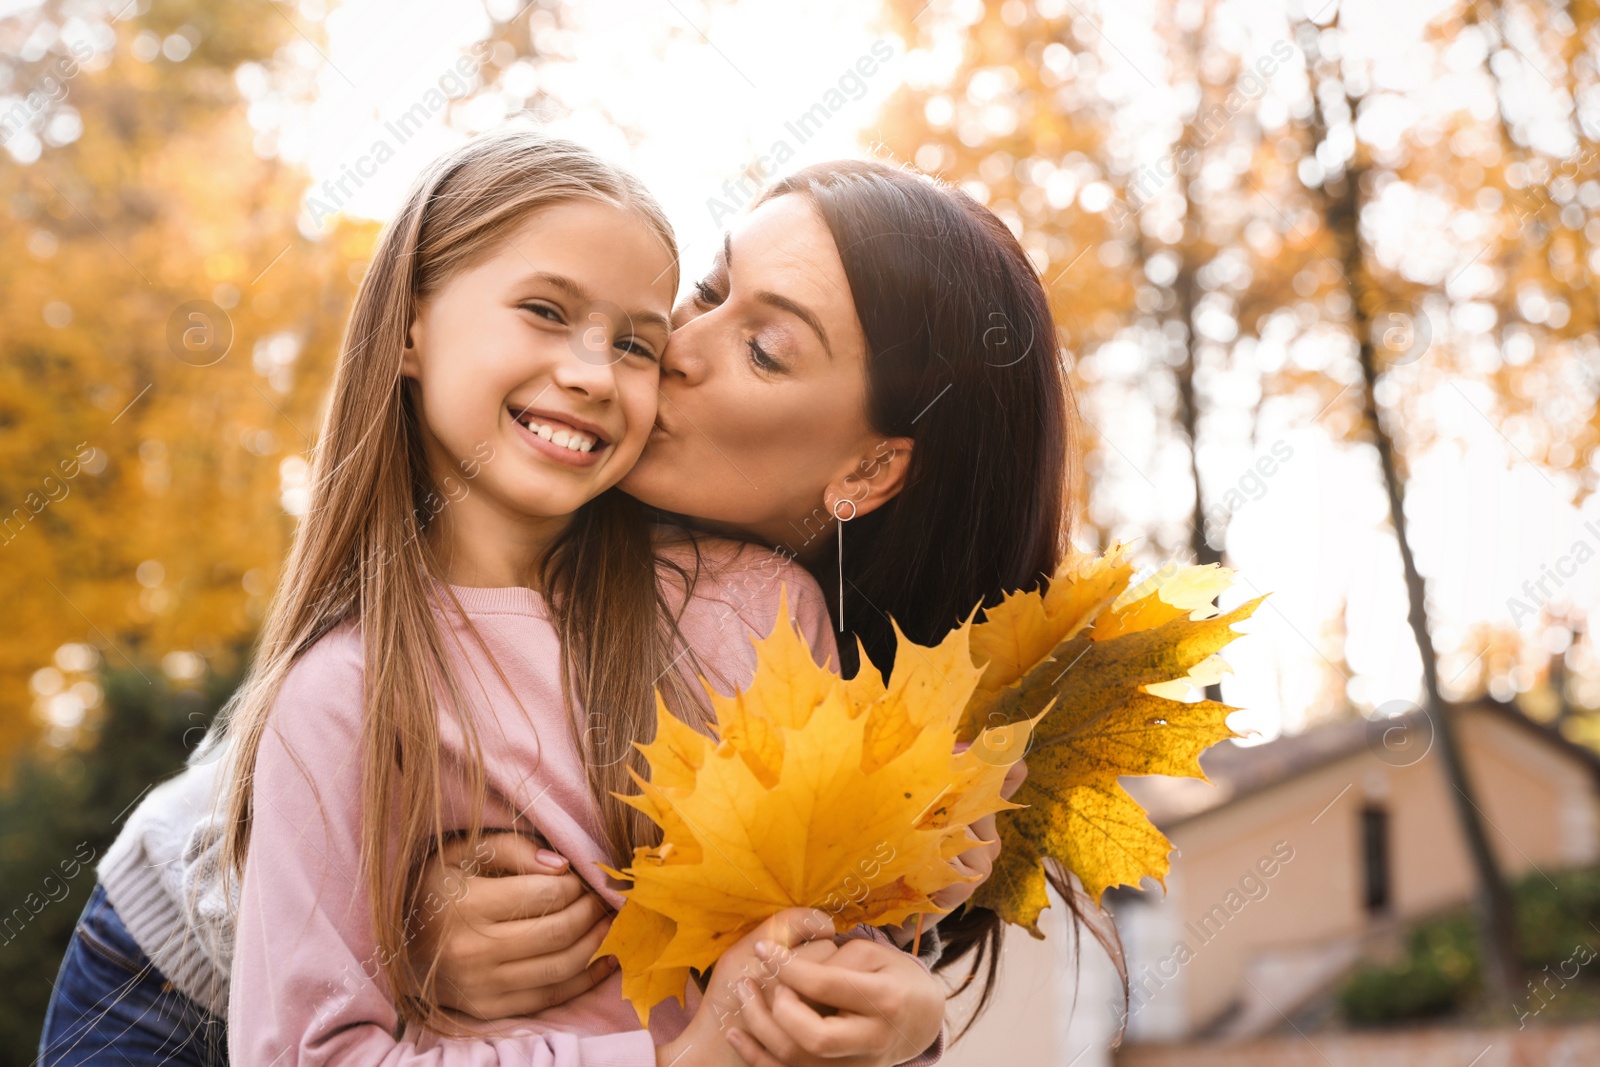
231, 540, 943, 1065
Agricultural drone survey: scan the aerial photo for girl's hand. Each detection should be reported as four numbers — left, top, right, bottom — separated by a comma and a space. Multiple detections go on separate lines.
928, 756, 1028, 913
411, 831, 618, 1018
726, 936, 945, 1067
655, 908, 838, 1067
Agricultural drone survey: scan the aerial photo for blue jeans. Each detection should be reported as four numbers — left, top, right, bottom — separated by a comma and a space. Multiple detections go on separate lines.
39, 884, 228, 1066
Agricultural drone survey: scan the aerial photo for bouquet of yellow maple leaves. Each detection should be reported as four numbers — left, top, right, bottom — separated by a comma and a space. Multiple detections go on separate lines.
597, 545, 1262, 1023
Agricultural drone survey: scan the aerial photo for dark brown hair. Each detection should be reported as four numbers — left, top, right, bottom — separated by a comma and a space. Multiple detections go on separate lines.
757, 160, 1117, 1033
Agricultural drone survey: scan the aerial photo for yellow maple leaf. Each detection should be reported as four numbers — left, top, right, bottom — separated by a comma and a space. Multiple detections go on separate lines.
599, 551, 1261, 1020
959, 544, 1263, 933
597, 591, 1035, 1025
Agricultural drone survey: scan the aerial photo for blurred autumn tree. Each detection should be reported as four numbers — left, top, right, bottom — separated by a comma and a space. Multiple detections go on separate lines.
0, 0, 573, 758
870, 0, 1600, 1010
870, 0, 1600, 668
0, 0, 365, 757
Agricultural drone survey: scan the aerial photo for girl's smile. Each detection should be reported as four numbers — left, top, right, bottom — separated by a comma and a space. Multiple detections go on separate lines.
508, 403, 609, 465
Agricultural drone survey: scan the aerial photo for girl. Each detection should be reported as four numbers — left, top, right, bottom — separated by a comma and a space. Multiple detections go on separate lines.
215, 130, 946, 1065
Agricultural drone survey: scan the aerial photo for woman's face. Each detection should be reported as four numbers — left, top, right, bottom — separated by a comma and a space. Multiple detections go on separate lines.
619, 194, 912, 556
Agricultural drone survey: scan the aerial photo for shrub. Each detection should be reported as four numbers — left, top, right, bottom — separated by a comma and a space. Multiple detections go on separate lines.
0, 663, 237, 1063
1338, 865, 1600, 1027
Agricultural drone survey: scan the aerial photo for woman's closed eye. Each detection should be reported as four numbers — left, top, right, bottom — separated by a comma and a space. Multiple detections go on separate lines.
746, 338, 781, 372
691, 277, 725, 307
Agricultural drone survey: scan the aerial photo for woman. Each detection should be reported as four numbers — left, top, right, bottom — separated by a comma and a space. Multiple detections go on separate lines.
41, 158, 1103, 1065
627, 162, 1087, 1031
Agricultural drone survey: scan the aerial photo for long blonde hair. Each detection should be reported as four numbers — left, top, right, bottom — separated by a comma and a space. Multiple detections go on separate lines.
216, 129, 694, 1028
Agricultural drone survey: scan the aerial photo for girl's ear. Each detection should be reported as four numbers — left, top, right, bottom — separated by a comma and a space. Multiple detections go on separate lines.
400, 315, 423, 379
823, 437, 915, 522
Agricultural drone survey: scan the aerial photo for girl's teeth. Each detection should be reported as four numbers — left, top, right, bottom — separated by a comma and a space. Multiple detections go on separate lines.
516, 413, 597, 452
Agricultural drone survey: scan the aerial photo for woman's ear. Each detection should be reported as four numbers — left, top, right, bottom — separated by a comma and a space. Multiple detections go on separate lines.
824, 437, 915, 521
399, 314, 424, 379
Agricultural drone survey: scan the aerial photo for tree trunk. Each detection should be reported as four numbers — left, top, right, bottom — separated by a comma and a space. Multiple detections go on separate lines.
1326, 165, 1524, 1005
1173, 187, 1220, 571
1169, 129, 1224, 706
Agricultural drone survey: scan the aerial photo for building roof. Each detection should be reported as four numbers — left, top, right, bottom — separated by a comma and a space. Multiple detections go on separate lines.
1122, 699, 1600, 831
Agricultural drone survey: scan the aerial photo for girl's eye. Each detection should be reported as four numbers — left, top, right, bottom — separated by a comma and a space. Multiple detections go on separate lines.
520, 301, 565, 323
617, 337, 659, 361
746, 338, 780, 372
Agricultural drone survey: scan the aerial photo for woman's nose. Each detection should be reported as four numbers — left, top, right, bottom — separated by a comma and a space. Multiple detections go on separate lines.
659, 316, 708, 385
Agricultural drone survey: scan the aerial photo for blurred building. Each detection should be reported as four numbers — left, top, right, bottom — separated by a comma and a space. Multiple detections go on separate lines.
1113, 701, 1600, 1045
943, 701, 1600, 1065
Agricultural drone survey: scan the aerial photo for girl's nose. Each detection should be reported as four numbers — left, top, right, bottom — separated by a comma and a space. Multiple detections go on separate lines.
552, 320, 624, 399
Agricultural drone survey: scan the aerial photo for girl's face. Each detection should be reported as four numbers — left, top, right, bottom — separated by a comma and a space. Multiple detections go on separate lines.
403, 199, 676, 551
619, 195, 912, 555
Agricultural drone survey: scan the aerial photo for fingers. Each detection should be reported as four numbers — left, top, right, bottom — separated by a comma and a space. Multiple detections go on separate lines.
724, 1023, 788, 1067
756, 942, 892, 1017
456, 868, 592, 925
960, 824, 1000, 869
786, 939, 839, 965
727, 981, 805, 1065
492, 875, 608, 930
826, 937, 901, 970
965, 813, 999, 851
766, 981, 892, 1058
493, 908, 616, 989
774, 941, 944, 1061
429, 877, 608, 1013
1001, 758, 1028, 798
471, 831, 571, 877
425, 832, 576, 928
505, 888, 611, 945
731, 973, 892, 1064
436, 831, 567, 878
435, 952, 616, 1019
755, 907, 836, 955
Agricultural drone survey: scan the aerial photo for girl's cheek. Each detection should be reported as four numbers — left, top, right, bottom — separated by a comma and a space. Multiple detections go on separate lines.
624, 374, 661, 439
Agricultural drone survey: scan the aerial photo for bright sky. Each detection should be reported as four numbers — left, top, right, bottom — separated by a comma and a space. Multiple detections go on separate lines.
248, 0, 1592, 744
278, 0, 901, 277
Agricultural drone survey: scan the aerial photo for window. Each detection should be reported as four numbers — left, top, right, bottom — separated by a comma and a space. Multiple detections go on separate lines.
1361, 805, 1391, 914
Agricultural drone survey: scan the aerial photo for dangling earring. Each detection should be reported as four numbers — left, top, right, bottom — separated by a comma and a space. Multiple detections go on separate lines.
830, 496, 857, 633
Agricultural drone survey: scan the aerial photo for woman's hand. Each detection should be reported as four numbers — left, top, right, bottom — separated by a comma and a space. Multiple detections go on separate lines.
411, 831, 618, 1019
726, 936, 945, 1067
928, 756, 1027, 913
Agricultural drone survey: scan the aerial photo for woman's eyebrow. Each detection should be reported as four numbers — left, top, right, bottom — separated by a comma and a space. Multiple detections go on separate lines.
755, 291, 832, 358
723, 232, 833, 358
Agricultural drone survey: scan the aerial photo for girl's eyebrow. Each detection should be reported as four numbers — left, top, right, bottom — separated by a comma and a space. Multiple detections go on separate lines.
519, 270, 671, 335
722, 233, 833, 358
